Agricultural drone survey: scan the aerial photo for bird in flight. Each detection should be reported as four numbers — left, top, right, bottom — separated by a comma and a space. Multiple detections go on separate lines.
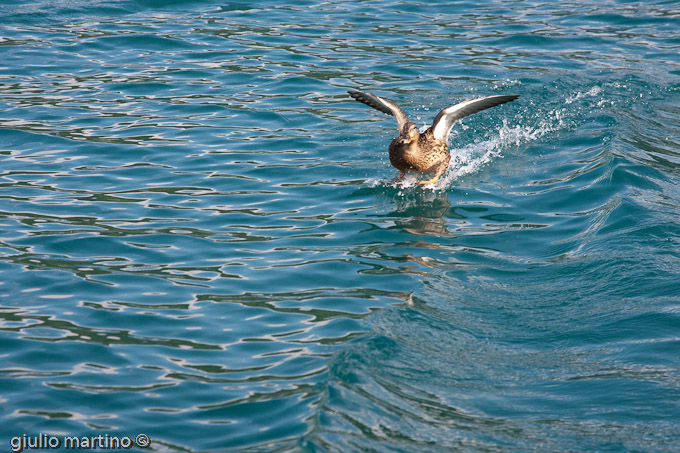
348, 90, 519, 185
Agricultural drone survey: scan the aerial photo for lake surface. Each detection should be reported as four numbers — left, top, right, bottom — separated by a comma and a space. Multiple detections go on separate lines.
1, 0, 679, 451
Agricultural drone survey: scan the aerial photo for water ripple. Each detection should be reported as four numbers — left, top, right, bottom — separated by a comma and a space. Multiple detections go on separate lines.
1, 0, 679, 451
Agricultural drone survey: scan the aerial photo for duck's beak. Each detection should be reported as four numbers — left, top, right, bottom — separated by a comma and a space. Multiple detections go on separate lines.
405, 129, 418, 143
401, 126, 417, 143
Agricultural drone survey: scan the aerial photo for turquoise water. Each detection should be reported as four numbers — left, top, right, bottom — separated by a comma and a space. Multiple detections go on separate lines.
1, 0, 679, 451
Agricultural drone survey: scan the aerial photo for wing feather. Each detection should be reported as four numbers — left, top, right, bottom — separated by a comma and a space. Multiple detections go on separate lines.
348, 90, 410, 132
431, 95, 519, 142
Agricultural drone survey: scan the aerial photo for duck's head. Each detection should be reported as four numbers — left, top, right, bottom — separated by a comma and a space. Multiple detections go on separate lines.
402, 122, 419, 143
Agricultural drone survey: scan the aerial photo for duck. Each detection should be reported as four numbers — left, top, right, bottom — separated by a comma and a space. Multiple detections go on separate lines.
348, 90, 519, 185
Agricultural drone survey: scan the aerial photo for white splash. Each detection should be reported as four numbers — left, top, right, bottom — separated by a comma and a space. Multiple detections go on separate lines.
565, 85, 602, 105
369, 113, 565, 191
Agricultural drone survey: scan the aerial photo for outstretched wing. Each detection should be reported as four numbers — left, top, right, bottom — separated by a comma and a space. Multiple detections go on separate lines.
348, 90, 410, 132
431, 94, 519, 142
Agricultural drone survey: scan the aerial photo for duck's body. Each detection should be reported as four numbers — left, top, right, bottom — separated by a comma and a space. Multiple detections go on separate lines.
388, 127, 449, 181
348, 90, 519, 185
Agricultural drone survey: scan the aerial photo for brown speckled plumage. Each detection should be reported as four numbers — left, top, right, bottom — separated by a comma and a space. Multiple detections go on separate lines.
348, 90, 519, 185
389, 128, 450, 178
